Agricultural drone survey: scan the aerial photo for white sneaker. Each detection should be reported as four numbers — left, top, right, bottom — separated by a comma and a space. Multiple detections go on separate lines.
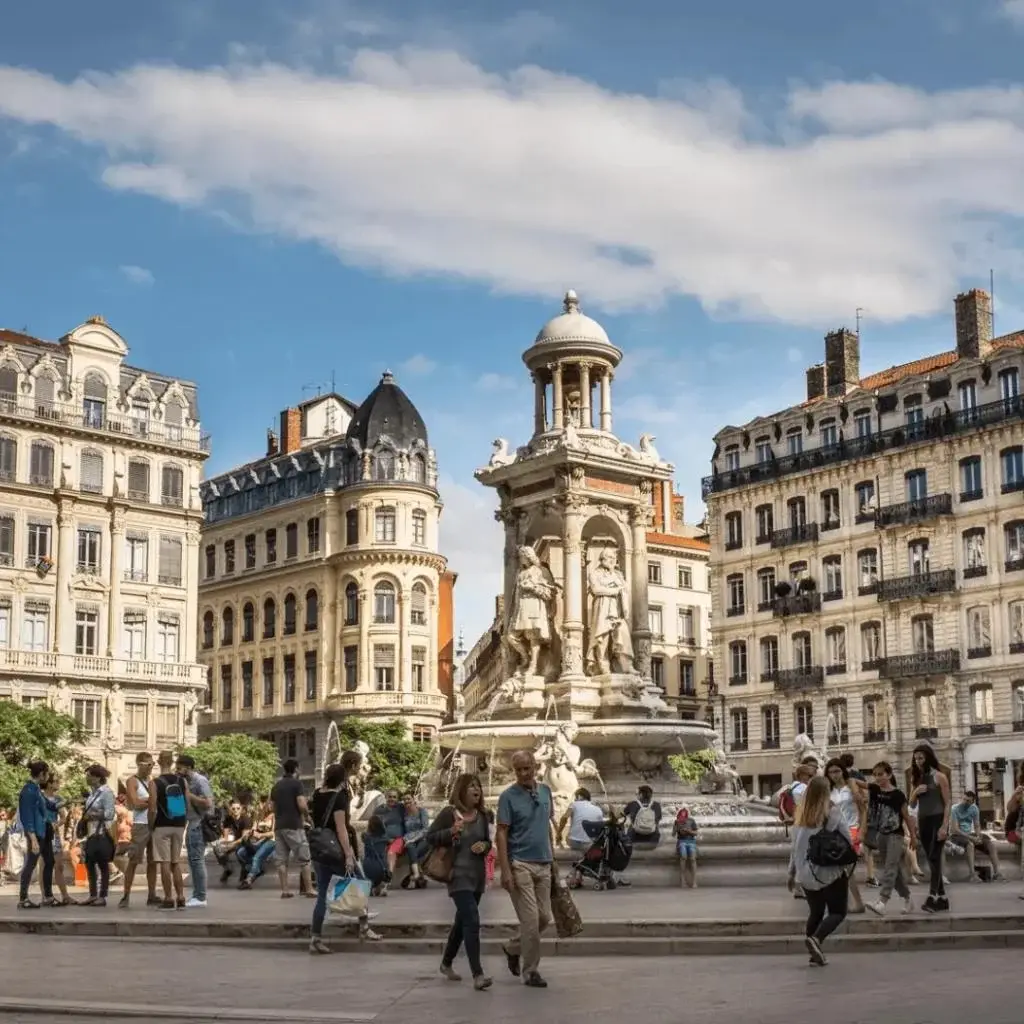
185, 897, 208, 908
901, 898, 913, 915
866, 899, 887, 916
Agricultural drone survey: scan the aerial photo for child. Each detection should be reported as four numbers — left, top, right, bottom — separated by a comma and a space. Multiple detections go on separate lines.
362, 815, 392, 897
484, 809, 497, 888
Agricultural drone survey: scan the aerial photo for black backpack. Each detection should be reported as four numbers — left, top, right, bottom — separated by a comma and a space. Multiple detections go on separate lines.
200, 808, 223, 844
808, 822, 857, 869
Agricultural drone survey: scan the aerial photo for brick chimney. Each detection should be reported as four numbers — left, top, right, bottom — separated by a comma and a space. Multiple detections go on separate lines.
266, 429, 279, 457
279, 407, 302, 454
806, 364, 825, 402
954, 289, 993, 360
824, 328, 860, 396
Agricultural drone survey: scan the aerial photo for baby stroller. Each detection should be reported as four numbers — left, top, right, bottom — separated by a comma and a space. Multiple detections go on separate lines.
571, 817, 633, 890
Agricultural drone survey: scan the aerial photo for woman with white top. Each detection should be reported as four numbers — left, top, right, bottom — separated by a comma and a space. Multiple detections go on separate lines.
81, 765, 116, 906
787, 775, 855, 966
825, 758, 866, 913
557, 788, 605, 888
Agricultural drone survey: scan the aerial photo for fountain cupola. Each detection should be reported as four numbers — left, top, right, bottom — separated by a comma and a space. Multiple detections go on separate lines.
522, 290, 623, 438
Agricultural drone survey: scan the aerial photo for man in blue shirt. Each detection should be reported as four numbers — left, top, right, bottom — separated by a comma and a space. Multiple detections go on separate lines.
949, 790, 1001, 880
17, 760, 52, 909
496, 749, 554, 989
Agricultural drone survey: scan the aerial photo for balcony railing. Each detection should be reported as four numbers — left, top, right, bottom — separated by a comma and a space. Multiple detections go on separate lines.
325, 691, 448, 713
703, 395, 1024, 498
879, 649, 961, 679
772, 592, 822, 618
877, 569, 957, 602
863, 729, 888, 744
0, 649, 206, 685
875, 493, 953, 528
770, 523, 819, 549
0, 390, 210, 453
769, 665, 825, 693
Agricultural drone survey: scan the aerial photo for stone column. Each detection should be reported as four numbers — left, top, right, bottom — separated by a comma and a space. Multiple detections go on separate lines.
54, 502, 75, 653
107, 508, 126, 657
184, 523, 200, 663
398, 592, 409, 692
579, 362, 592, 428
551, 362, 564, 430
532, 373, 546, 434
358, 588, 371, 689
630, 504, 653, 681
599, 369, 613, 432
324, 568, 339, 698
559, 497, 586, 679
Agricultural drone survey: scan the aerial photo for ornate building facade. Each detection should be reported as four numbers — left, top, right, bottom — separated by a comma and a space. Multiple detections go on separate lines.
704, 289, 1024, 816
197, 376, 454, 783
0, 318, 208, 780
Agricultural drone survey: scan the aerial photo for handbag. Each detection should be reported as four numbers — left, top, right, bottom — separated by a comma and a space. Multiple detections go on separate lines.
326, 873, 372, 919
307, 789, 346, 870
549, 864, 583, 939
808, 821, 858, 869
421, 806, 457, 883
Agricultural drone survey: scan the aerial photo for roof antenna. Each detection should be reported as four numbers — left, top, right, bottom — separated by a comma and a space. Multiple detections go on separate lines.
991, 269, 996, 338
855, 307, 863, 339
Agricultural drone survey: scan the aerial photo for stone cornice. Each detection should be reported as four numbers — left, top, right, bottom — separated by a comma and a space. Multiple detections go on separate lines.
331, 548, 448, 574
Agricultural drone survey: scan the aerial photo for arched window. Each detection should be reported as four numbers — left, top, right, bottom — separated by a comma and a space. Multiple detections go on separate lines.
373, 581, 396, 624
374, 450, 395, 481
263, 597, 276, 639
127, 458, 150, 501
83, 372, 107, 427
34, 374, 55, 414
221, 606, 234, 645
0, 434, 16, 483
80, 448, 104, 494
412, 509, 427, 546
202, 610, 214, 649
344, 582, 359, 626
29, 441, 54, 487
283, 593, 297, 635
305, 589, 319, 631
161, 464, 184, 507
410, 453, 426, 484
164, 399, 184, 441
242, 601, 255, 642
411, 582, 427, 625
0, 364, 18, 400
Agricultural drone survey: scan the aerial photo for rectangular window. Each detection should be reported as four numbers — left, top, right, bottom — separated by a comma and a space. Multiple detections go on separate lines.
677, 607, 695, 642
123, 610, 146, 660
972, 686, 994, 727
647, 562, 662, 584
958, 380, 977, 413
224, 539, 236, 574
762, 706, 780, 748
220, 665, 233, 711
76, 528, 101, 573
307, 517, 321, 554
375, 510, 396, 543
262, 657, 275, 706
650, 656, 664, 689
125, 534, 149, 582
724, 447, 740, 471
343, 646, 358, 692
127, 459, 150, 501
648, 606, 663, 637
795, 702, 813, 737
908, 539, 929, 575
155, 703, 177, 745
72, 698, 102, 737
346, 510, 359, 546
0, 600, 10, 649
855, 480, 875, 515
412, 512, 426, 546
905, 395, 924, 437
21, 602, 49, 651
125, 702, 148, 746
854, 410, 872, 438
244, 534, 256, 569
1002, 447, 1024, 491
241, 661, 254, 708
156, 614, 179, 662
30, 443, 55, 487
960, 456, 983, 499
820, 420, 838, 447
730, 708, 748, 750
1000, 367, 1020, 408
786, 430, 802, 456
305, 650, 318, 701
755, 505, 773, 540
373, 644, 396, 691
204, 544, 216, 578
755, 439, 772, 463
905, 469, 927, 502
158, 535, 182, 586
412, 645, 427, 692
678, 566, 692, 589
283, 653, 296, 704
821, 490, 841, 527
2, 516, 18, 566
285, 522, 298, 559
912, 616, 934, 653
265, 528, 277, 564
75, 608, 99, 655
679, 659, 695, 695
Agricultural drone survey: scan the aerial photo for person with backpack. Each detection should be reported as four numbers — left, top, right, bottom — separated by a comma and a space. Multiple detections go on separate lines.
624, 785, 662, 848
175, 754, 214, 908
148, 750, 188, 909
787, 774, 855, 966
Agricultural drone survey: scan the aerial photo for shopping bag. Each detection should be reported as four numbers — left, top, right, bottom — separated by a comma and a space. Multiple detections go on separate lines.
550, 865, 583, 938
326, 873, 371, 919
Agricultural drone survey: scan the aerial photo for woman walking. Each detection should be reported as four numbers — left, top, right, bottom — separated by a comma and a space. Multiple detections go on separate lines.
865, 761, 914, 916
909, 744, 951, 913
427, 773, 493, 991
787, 775, 855, 966
81, 765, 116, 906
825, 758, 866, 913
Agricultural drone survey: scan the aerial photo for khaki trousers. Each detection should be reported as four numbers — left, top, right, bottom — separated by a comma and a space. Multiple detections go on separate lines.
506, 860, 553, 978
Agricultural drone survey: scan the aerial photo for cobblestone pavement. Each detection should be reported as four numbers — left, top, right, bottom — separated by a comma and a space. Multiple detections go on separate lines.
0, 936, 1019, 1023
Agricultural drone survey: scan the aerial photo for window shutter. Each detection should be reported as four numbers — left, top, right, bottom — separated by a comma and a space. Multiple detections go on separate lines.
158, 536, 182, 579
373, 644, 395, 667
161, 465, 183, 502
80, 450, 103, 492
83, 374, 106, 399
128, 460, 150, 495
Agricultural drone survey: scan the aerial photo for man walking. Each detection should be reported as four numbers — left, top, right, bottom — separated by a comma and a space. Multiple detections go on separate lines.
496, 749, 554, 989
16, 760, 52, 909
120, 752, 159, 908
148, 750, 188, 909
270, 758, 312, 898
176, 754, 214, 908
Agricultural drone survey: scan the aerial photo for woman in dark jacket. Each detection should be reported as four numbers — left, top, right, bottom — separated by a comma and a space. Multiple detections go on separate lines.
427, 773, 492, 991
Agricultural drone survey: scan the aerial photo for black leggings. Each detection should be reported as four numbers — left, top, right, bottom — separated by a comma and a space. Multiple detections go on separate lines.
442, 890, 483, 976
19, 829, 55, 902
84, 834, 114, 899
805, 875, 849, 944
918, 815, 946, 897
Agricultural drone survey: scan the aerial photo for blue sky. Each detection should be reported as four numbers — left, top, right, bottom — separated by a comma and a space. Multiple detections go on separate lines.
3, 0, 1024, 645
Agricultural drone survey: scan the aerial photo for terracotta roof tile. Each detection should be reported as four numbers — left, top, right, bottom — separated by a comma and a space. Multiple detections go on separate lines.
0, 327, 52, 348
646, 531, 710, 553
858, 351, 959, 391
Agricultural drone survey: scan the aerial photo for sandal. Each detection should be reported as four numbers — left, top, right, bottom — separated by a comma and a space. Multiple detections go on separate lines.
309, 938, 332, 955
17, 899, 41, 909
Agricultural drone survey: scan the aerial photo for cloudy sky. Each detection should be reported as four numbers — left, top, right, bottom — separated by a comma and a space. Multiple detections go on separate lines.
3, 0, 1024, 645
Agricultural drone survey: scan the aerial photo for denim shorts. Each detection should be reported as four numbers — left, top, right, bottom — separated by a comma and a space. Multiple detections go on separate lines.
677, 838, 697, 858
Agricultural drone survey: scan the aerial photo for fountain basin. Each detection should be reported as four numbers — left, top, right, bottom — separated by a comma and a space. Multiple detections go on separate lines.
438, 718, 715, 755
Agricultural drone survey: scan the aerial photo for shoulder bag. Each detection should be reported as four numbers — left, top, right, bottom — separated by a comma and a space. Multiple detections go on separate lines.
422, 806, 457, 883
307, 789, 346, 870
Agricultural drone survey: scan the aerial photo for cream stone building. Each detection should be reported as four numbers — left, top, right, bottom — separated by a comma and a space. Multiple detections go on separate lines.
0, 317, 208, 780
704, 289, 1024, 816
197, 376, 454, 783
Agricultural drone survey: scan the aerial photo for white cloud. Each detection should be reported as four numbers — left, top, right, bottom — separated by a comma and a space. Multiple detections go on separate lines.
476, 371, 516, 391
787, 346, 803, 364
399, 353, 437, 375
119, 264, 155, 286
3, 55, 1024, 328
1001, 0, 1024, 26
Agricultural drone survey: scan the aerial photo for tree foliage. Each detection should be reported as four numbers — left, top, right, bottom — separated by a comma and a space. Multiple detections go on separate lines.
338, 718, 433, 796
179, 733, 280, 804
667, 748, 717, 785
0, 702, 89, 809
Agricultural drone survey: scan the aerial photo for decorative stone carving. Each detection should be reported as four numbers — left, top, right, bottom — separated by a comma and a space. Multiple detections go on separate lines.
453, 686, 466, 723
112, 509, 127, 533
700, 733, 742, 795
534, 721, 600, 831
560, 633, 584, 675
625, 748, 666, 780
638, 433, 661, 461
486, 438, 517, 469
104, 683, 125, 752
348, 739, 374, 814
587, 548, 634, 674
634, 635, 652, 680
793, 732, 826, 769
504, 547, 560, 678
53, 680, 72, 714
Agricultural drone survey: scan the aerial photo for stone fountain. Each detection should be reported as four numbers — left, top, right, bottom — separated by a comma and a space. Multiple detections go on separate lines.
434, 292, 782, 870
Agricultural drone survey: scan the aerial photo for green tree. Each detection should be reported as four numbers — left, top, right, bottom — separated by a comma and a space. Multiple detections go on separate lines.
338, 718, 433, 795
0, 702, 88, 809
667, 748, 717, 785
179, 734, 280, 804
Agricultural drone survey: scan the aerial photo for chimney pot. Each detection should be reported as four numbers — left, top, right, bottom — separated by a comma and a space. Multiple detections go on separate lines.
279, 407, 302, 454
805, 364, 826, 402
266, 429, 279, 457
954, 288, 993, 360
824, 328, 860, 396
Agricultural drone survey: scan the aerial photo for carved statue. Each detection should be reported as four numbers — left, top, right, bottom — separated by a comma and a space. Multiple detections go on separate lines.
638, 433, 660, 461
105, 683, 125, 752
184, 688, 200, 725
885, 692, 897, 739
793, 732, 825, 769
587, 548, 634, 674
348, 740, 374, 814
53, 680, 72, 715
453, 687, 466, 723
700, 734, 742, 795
504, 547, 559, 678
488, 438, 517, 469
535, 721, 600, 832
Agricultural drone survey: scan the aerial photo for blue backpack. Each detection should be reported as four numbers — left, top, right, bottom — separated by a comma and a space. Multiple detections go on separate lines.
163, 778, 188, 821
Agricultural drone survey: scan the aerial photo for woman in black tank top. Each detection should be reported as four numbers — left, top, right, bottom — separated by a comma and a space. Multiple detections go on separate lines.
909, 744, 951, 912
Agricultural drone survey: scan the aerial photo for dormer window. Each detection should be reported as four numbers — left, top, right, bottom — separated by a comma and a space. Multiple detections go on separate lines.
904, 394, 924, 437
786, 428, 802, 456
724, 446, 740, 472
853, 409, 872, 438
755, 437, 772, 464
820, 418, 838, 448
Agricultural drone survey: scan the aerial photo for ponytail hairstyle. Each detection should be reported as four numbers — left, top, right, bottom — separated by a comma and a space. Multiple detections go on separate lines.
794, 775, 831, 829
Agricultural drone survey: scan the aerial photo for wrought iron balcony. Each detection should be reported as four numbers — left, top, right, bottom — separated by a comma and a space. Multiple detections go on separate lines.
703, 395, 1024, 498
878, 649, 961, 679
770, 523, 819, 549
769, 666, 825, 693
874, 493, 953, 528
863, 729, 888, 744
772, 592, 822, 618
877, 569, 957, 602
